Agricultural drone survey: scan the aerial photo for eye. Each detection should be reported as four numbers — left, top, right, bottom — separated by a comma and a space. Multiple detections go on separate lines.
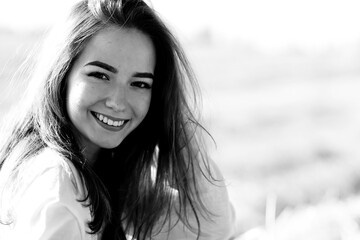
131, 81, 152, 89
88, 72, 109, 81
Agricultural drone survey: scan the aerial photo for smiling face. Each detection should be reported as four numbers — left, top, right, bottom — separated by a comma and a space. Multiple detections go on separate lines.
66, 27, 155, 159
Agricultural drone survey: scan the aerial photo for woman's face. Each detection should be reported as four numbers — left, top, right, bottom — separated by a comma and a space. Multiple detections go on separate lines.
66, 27, 155, 155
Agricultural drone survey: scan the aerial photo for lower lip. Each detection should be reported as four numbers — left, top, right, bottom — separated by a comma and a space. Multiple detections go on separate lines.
92, 113, 127, 132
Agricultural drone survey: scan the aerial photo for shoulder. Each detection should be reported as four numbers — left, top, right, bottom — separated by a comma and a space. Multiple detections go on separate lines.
192, 156, 237, 238
24, 148, 86, 200
1, 147, 87, 213
0, 148, 94, 239
27, 147, 75, 175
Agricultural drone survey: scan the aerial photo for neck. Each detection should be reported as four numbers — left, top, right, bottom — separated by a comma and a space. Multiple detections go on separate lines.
73, 129, 101, 166
83, 145, 100, 167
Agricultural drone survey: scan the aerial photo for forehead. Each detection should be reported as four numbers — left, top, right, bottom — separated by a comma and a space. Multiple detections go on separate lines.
77, 26, 156, 71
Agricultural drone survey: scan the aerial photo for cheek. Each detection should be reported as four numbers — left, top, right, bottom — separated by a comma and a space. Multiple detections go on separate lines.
66, 82, 95, 124
143, 93, 152, 116
134, 93, 152, 119
66, 82, 83, 112
67, 82, 98, 108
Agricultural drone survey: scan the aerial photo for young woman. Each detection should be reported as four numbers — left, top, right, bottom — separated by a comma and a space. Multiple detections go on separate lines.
0, 0, 235, 239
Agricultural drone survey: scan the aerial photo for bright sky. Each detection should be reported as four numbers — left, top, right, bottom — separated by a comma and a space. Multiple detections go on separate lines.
1, 0, 360, 50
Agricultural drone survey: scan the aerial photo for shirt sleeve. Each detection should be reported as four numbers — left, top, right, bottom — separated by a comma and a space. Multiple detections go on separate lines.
3, 158, 89, 240
153, 158, 236, 240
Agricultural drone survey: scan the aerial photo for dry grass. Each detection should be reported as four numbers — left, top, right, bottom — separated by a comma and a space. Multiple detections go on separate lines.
185, 41, 360, 238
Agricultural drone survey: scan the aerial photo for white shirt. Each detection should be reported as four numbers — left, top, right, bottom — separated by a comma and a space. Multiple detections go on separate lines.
0, 148, 95, 240
0, 148, 235, 239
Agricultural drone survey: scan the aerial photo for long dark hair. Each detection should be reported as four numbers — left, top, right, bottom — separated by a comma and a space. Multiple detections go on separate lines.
0, 0, 214, 239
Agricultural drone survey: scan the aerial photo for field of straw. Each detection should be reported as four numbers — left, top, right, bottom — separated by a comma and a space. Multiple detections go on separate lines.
1, 29, 360, 239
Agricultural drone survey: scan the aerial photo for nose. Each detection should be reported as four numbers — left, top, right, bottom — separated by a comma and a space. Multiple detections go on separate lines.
105, 86, 128, 112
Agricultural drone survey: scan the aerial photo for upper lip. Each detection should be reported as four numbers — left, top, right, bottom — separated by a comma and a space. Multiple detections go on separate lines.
92, 111, 129, 122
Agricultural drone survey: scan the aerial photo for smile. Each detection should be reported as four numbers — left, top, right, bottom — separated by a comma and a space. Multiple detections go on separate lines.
91, 111, 129, 129
95, 113, 125, 127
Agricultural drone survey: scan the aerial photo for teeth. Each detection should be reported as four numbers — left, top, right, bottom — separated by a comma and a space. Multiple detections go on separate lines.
95, 113, 125, 127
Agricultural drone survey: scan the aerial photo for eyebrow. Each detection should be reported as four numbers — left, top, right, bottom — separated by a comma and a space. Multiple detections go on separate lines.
85, 60, 154, 79
85, 61, 118, 73
134, 72, 155, 79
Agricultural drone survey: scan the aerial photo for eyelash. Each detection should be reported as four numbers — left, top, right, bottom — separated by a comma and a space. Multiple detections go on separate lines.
131, 81, 152, 89
88, 72, 109, 81
88, 72, 152, 89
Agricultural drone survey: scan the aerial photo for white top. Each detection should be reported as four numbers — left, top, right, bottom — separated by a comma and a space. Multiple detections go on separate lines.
0, 148, 235, 240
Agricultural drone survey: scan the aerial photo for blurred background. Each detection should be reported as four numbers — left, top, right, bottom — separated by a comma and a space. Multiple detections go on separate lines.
1, 0, 360, 239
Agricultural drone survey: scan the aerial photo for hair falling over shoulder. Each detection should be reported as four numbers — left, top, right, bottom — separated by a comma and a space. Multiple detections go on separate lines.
0, 0, 215, 239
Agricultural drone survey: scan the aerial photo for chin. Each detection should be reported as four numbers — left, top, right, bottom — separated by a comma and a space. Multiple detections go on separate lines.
99, 143, 121, 150
97, 139, 124, 149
